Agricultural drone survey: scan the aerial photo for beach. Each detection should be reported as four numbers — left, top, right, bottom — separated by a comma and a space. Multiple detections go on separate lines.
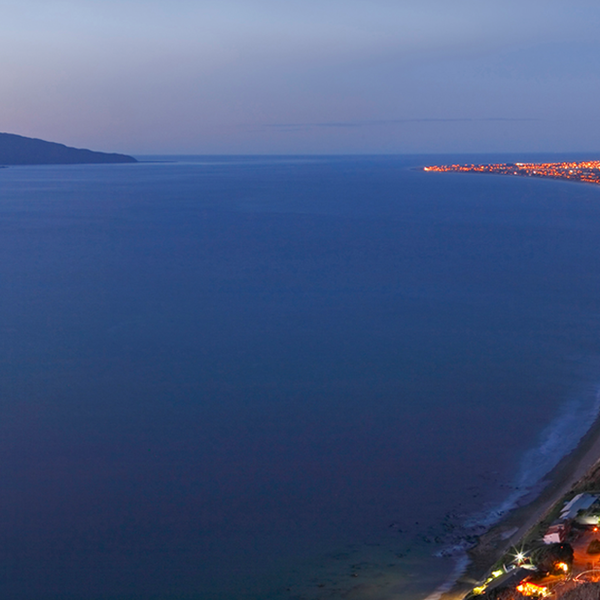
442, 409, 600, 600
275, 412, 600, 600
3, 156, 600, 599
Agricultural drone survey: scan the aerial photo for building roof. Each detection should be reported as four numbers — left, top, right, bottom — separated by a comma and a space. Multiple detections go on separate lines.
485, 567, 533, 593
560, 494, 599, 520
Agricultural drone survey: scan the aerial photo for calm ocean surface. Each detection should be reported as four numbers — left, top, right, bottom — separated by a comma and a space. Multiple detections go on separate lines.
2, 155, 600, 599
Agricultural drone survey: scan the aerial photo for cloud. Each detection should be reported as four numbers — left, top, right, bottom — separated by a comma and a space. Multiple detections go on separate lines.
263, 117, 542, 132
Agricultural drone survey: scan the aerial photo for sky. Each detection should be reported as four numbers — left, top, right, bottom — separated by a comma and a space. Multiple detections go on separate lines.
2, 0, 600, 154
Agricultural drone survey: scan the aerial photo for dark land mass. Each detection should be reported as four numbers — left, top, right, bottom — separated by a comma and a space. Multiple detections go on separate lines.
0, 132, 137, 165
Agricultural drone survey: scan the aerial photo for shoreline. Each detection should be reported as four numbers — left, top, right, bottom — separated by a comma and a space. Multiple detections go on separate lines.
441, 409, 600, 600
279, 407, 600, 600
422, 160, 600, 187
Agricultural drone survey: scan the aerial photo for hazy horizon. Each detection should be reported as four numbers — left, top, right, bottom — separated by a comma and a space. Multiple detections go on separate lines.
3, 1, 600, 155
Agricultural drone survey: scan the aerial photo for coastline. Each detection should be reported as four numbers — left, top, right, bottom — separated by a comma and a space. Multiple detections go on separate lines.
442, 409, 600, 600
275, 408, 600, 600
422, 160, 600, 187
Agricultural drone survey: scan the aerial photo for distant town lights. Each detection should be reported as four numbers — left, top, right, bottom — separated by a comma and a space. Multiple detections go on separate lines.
423, 160, 600, 185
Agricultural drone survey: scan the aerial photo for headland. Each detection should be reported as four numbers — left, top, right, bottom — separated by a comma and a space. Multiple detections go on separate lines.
0, 132, 136, 165
424, 160, 600, 186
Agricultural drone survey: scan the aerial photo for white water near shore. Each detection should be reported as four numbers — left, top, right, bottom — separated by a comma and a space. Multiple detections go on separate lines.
467, 385, 600, 531
275, 385, 600, 600
423, 555, 471, 600
418, 384, 600, 600
4, 157, 600, 600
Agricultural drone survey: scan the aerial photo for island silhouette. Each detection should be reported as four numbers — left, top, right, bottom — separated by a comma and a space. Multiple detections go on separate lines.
0, 132, 136, 165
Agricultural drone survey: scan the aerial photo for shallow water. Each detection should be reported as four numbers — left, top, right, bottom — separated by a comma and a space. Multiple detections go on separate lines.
1, 155, 600, 599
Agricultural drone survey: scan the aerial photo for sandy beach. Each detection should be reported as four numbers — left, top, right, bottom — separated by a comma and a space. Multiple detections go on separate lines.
443, 410, 600, 600
275, 407, 600, 600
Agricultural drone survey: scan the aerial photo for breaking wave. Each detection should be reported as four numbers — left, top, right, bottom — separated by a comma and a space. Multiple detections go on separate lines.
423, 554, 470, 600
423, 386, 600, 600
468, 385, 600, 530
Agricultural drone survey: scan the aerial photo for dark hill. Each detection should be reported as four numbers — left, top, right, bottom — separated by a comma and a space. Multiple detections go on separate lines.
0, 133, 137, 165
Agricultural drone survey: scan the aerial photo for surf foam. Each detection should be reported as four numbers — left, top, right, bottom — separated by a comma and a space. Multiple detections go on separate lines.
467, 384, 600, 530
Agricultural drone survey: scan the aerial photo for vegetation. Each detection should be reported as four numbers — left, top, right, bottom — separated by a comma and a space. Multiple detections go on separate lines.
531, 543, 574, 574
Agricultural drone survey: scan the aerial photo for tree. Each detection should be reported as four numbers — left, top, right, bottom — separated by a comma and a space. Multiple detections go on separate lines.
531, 543, 574, 574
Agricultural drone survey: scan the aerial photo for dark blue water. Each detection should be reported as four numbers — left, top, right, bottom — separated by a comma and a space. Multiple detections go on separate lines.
2, 156, 600, 599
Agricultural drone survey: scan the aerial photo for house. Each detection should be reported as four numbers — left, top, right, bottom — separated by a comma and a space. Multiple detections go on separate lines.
560, 494, 598, 520
543, 520, 571, 544
482, 567, 534, 594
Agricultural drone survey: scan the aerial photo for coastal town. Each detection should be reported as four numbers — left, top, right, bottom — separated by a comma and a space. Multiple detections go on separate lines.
419, 157, 600, 600
465, 489, 600, 600
423, 160, 600, 186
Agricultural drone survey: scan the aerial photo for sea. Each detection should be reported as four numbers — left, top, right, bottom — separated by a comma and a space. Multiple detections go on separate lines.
2, 154, 600, 600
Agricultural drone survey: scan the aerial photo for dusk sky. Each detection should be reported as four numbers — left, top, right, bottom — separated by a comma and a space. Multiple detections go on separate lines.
3, 0, 600, 154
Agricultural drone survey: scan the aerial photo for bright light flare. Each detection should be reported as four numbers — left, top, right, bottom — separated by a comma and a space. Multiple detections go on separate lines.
517, 582, 550, 597
555, 562, 569, 573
